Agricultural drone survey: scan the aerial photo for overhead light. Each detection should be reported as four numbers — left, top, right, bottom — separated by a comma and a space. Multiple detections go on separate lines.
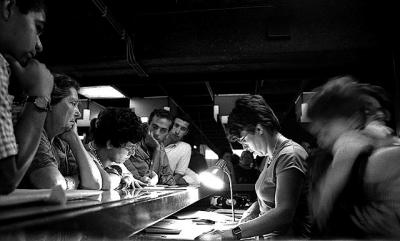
213, 105, 219, 122
205, 149, 218, 160
232, 149, 244, 156
79, 86, 126, 99
220, 115, 229, 124
140, 117, 149, 123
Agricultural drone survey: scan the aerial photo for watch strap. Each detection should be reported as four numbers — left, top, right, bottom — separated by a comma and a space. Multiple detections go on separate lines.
232, 226, 242, 240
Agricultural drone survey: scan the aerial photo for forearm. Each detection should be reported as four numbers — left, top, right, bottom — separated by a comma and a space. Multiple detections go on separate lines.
30, 167, 67, 190
12, 104, 47, 183
239, 206, 295, 238
151, 146, 162, 173
242, 201, 260, 219
94, 164, 120, 191
0, 156, 22, 193
67, 135, 102, 190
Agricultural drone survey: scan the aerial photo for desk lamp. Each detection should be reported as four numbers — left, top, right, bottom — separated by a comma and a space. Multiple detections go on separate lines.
199, 165, 235, 221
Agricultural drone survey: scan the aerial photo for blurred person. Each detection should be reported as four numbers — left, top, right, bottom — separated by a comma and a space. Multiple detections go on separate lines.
199, 95, 310, 240
234, 150, 259, 184
188, 147, 208, 174
0, 0, 54, 193
86, 108, 145, 190
24, 74, 101, 190
124, 109, 175, 186
231, 153, 240, 166
215, 150, 237, 184
307, 76, 400, 239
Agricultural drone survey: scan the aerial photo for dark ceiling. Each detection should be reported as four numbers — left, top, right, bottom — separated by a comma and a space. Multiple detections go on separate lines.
38, 0, 400, 155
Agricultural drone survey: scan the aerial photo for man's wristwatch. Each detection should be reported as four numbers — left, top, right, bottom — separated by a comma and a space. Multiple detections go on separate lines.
26, 96, 51, 112
232, 226, 242, 240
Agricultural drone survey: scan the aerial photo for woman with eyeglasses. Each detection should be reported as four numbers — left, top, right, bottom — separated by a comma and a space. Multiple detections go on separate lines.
85, 107, 146, 190
202, 95, 310, 240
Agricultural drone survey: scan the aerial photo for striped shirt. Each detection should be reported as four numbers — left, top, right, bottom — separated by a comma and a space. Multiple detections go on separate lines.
0, 54, 17, 159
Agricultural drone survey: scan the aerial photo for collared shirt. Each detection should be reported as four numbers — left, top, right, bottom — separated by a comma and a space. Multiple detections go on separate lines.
125, 140, 175, 185
165, 141, 191, 175
24, 130, 79, 183
0, 54, 17, 159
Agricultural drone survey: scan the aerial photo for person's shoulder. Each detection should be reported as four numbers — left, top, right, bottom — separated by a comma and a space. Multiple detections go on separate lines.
280, 140, 308, 159
0, 53, 6, 64
177, 141, 191, 150
0, 53, 7, 64
365, 145, 400, 183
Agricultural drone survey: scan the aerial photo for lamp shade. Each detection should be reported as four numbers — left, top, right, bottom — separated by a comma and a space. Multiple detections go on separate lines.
199, 166, 225, 190
198, 165, 236, 221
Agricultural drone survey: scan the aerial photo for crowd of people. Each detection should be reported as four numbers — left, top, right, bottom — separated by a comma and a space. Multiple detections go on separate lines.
1, 0, 400, 240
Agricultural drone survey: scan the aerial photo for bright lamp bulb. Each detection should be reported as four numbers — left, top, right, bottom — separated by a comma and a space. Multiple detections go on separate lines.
199, 171, 224, 190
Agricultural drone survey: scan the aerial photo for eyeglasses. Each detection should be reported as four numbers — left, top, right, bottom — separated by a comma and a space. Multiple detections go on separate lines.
236, 133, 248, 144
123, 142, 138, 156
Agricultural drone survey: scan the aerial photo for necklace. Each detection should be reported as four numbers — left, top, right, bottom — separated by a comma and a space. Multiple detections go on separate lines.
89, 142, 104, 168
267, 135, 279, 167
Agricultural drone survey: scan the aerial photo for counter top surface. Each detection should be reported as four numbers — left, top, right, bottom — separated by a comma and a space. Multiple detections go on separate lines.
0, 186, 212, 238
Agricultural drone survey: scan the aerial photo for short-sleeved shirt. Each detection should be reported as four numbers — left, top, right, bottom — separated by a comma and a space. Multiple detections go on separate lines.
24, 130, 79, 182
165, 141, 191, 175
0, 54, 17, 159
255, 139, 310, 237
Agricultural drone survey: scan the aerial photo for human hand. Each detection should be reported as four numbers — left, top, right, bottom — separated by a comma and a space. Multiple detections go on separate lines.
148, 172, 158, 186
239, 211, 256, 224
59, 123, 78, 144
195, 229, 223, 241
131, 177, 147, 188
5, 55, 54, 98
144, 130, 160, 150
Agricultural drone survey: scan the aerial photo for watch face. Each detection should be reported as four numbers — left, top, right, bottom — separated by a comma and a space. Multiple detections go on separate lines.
34, 97, 50, 110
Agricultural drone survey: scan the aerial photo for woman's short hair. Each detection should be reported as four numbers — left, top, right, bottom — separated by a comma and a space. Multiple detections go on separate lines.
51, 73, 80, 105
307, 76, 366, 124
93, 108, 145, 148
227, 95, 280, 139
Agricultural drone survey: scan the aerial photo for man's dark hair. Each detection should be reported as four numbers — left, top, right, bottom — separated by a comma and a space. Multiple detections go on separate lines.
218, 149, 233, 159
15, 0, 46, 14
174, 113, 191, 126
149, 108, 173, 124
227, 95, 280, 140
307, 76, 366, 125
93, 108, 145, 148
51, 73, 80, 105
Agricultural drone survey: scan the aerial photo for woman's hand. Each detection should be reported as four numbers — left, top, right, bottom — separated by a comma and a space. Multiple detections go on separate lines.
239, 211, 257, 224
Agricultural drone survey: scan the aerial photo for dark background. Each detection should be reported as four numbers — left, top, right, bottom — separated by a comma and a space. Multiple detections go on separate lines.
38, 0, 400, 155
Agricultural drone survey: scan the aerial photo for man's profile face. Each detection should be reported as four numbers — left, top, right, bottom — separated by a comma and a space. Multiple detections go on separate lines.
1, 5, 45, 65
148, 115, 172, 142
